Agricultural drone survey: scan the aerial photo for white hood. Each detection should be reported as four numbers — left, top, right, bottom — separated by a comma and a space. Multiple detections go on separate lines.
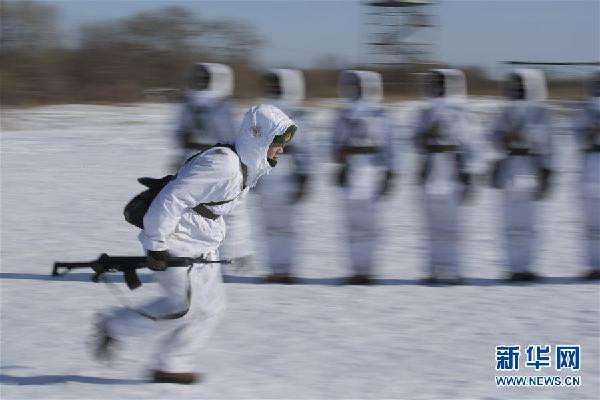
338, 70, 383, 103
234, 104, 297, 187
187, 62, 234, 104
264, 68, 305, 109
510, 68, 547, 101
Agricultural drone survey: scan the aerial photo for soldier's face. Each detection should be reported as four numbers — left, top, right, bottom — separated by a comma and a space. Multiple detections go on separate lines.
267, 145, 284, 161
507, 75, 525, 100
340, 75, 361, 100
189, 66, 210, 91
426, 72, 445, 97
262, 74, 282, 98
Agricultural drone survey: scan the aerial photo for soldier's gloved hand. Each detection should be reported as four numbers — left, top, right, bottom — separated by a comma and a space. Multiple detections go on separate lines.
146, 250, 169, 271
291, 174, 309, 204
336, 165, 348, 187
379, 170, 395, 198
535, 167, 553, 201
459, 172, 473, 203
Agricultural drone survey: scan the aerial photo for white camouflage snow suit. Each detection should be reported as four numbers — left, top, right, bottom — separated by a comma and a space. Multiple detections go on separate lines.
490, 69, 553, 276
257, 69, 315, 277
413, 69, 476, 280
332, 70, 398, 277
106, 105, 297, 373
573, 69, 600, 274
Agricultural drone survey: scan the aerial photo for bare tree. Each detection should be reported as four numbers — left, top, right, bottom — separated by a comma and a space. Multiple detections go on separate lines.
0, 0, 60, 51
0, 0, 65, 104
1, 3, 264, 104
200, 19, 263, 63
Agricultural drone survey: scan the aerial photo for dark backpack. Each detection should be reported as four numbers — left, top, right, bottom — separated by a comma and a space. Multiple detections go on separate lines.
123, 144, 247, 229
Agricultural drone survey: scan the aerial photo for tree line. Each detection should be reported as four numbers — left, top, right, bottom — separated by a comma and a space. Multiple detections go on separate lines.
0, 0, 262, 105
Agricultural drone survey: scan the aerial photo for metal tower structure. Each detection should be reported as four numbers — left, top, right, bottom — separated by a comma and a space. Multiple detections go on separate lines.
363, 0, 434, 67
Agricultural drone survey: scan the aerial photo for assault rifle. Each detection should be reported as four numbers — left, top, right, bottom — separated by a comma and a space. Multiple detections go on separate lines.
52, 253, 230, 290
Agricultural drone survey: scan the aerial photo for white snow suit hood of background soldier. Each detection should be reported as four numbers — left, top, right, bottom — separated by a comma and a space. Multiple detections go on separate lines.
425, 68, 467, 105
263, 68, 305, 111
186, 63, 234, 106
140, 104, 296, 256
510, 68, 548, 102
338, 70, 383, 113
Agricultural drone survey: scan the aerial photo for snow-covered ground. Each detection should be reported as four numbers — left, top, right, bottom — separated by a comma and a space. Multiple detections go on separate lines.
1, 100, 598, 399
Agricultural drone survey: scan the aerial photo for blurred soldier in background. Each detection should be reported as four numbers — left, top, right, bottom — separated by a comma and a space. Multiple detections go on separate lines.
174, 63, 254, 267
332, 70, 398, 285
573, 69, 600, 280
490, 69, 553, 282
413, 69, 476, 284
257, 69, 314, 284
175, 63, 237, 160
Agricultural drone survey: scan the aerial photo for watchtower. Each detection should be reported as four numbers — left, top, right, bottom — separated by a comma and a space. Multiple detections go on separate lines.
363, 0, 434, 66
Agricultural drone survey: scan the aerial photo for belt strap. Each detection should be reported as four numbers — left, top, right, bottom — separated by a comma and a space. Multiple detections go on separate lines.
424, 144, 460, 153
341, 146, 381, 155
193, 204, 221, 220
508, 148, 531, 156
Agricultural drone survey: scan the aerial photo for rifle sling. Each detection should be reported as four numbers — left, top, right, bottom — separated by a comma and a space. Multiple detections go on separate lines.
189, 145, 248, 221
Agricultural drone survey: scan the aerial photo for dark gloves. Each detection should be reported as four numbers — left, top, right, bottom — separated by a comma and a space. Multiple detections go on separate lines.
290, 174, 309, 204
335, 165, 348, 187
490, 158, 506, 189
146, 250, 170, 271
458, 171, 473, 203
535, 167, 553, 200
379, 170, 395, 198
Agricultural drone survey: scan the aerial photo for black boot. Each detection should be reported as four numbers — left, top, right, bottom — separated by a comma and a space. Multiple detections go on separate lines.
93, 316, 117, 361
346, 274, 373, 285
582, 270, 600, 280
436, 276, 465, 285
509, 271, 539, 282
264, 274, 297, 284
151, 370, 200, 384
421, 276, 438, 285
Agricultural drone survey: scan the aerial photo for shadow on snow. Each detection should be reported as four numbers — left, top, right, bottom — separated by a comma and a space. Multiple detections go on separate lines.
0, 373, 145, 386
0, 272, 596, 287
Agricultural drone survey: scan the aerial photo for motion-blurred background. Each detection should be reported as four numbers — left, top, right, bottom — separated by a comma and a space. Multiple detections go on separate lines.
1, 0, 598, 105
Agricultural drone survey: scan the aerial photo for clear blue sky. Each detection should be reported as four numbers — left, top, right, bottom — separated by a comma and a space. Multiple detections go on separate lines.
40, 0, 600, 75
